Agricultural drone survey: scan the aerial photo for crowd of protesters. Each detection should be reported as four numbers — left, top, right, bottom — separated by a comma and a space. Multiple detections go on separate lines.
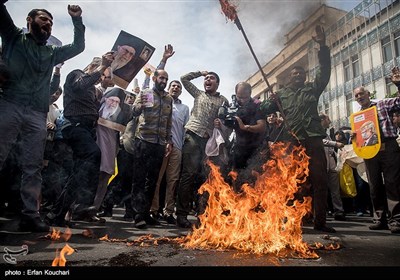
1, 1, 399, 236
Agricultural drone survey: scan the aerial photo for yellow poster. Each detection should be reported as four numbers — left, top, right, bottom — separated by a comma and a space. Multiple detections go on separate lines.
350, 106, 381, 159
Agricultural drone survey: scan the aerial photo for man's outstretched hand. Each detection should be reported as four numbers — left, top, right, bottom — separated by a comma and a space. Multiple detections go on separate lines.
312, 25, 326, 46
68, 4, 82, 17
163, 44, 175, 61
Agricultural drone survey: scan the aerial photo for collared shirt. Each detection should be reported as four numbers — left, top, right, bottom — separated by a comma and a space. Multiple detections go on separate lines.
260, 46, 331, 141
367, 99, 400, 139
0, 5, 85, 113
171, 98, 189, 150
181, 71, 228, 138
63, 69, 102, 123
132, 87, 173, 145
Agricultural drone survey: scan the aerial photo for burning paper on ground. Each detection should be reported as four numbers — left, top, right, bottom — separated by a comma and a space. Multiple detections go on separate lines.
183, 142, 320, 259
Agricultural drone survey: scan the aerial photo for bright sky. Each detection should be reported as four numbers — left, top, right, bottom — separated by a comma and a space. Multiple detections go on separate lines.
3, 0, 357, 109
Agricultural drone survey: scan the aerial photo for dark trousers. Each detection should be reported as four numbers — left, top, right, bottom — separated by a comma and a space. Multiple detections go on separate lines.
102, 148, 134, 214
298, 137, 328, 227
0, 100, 47, 218
175, 131, 208, 217
50, 124, 101, 219
131, 139, 165, 216
352, 168, 373, 214
230, 145, 260, 191
42, 140, 73, 205
364, 139, 400, 225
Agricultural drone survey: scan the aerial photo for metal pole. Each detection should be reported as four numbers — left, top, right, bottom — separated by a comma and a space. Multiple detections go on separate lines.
234, 17, 273, 95
234, 16, 291, 124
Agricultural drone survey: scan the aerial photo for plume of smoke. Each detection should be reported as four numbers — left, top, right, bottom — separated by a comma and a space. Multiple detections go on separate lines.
232, 0, 323, 80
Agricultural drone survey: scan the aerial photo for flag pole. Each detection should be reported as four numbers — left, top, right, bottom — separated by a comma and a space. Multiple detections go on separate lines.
233, 17, 273, 95
218, 0, 290, 129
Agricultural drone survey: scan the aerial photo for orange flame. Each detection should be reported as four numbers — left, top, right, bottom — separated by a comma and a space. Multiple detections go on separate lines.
183, 142, 319, 259
325, 243, 341, 250
44, 228, 72, 242
126, 235, 178, 246
49, 228, 61, 241
309, 242, 341, 251
310, 242, 324, 250
219, 0, 238, 22
99, 234, 109, 241
51, 244, 75, 266
99, 234, 128, 243
51, 248, 59, 266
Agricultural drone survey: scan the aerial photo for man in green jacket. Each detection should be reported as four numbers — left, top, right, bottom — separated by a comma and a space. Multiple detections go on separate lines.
261, 25, 335, 233
0, 1, 85, 232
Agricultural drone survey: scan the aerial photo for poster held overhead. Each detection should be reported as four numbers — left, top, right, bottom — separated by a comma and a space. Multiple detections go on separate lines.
110, 30, 155, 89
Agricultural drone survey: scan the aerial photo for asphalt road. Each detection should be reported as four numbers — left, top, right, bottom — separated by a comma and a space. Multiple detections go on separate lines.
0, 208, 399, 276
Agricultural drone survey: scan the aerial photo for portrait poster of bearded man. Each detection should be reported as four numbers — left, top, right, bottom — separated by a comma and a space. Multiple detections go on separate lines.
110, 30, 155, 89
98, 87, 134, 133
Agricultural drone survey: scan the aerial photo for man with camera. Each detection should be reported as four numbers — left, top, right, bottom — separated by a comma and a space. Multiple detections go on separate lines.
218, 82, 266, 191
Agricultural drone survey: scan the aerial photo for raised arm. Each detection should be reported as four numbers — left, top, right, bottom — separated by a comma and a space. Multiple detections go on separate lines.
159, 44, 175, 69
180, 71, 206, 98
67, 4, 82, 17
53, 4, 85, 66
142, 44, 175, 89
0, 0, 18, 44
312, 24, 326, 47
312, 25, 331, 95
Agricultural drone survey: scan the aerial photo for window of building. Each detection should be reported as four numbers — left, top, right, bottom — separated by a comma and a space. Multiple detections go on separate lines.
344, 60, 351, 82
346, 93, 353, 117
351, 54, 360, 78
394, 31, 400, 57
343, 54, 360, 82
382, 35, 393, 62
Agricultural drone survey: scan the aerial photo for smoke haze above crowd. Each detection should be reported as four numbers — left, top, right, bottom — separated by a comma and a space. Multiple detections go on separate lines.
4, 0, 357, 109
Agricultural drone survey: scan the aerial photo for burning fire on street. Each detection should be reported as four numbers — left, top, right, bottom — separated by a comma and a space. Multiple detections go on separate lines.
42, 228, 75, 266
83, 142, 340, 261
98, 143, 340, 259
181, 143, 338, 259
43, 227, 72, 242
51, 244, 75, 267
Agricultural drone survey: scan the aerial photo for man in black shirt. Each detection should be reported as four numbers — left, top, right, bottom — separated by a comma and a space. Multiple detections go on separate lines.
227, 82, 266, 191
46, 53, 113, 227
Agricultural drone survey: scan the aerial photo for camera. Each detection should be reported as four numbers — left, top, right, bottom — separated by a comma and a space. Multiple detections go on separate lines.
218, 94, 239, 128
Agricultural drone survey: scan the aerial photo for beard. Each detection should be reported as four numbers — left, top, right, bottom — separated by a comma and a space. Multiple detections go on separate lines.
101, 104, 119, 120
30, 20, 50, 43
111, 59, 128, 72
155, 82, 166, 92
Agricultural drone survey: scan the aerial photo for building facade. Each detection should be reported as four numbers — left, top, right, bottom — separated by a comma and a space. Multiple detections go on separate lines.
248, 0, 400, 130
